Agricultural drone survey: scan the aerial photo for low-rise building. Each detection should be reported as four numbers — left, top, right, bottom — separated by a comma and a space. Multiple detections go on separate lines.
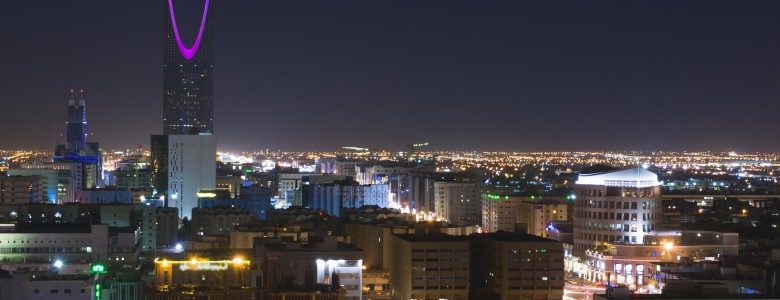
0, 175, 43, 204
254, 236, 365, 300
517, 199, 568, 238
191, 207, 254, 237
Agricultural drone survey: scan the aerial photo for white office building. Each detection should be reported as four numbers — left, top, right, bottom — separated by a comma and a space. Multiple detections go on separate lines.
152, 134, 216, 220
573, 166, 662, 253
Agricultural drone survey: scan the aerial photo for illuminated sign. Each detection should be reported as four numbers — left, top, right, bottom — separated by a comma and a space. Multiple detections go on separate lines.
95, 283, 101, 300
179, 262, 228, 271
197, 192, 217, 198
156, 259, 250, 271
91, 264, 107, 274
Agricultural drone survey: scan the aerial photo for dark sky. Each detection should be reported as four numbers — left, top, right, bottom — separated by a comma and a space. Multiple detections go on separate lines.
2, 1, 779, 152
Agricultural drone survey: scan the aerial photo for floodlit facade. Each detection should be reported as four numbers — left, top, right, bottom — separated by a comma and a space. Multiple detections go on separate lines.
582, 230, 739, 288
151, 134, 216, 220
573, 166, 662, 253
254, 236, 365, 300
0, 223, 109, 274
517, 199, 568, 238
482, 194, 522, 232
433, 182, 483, 226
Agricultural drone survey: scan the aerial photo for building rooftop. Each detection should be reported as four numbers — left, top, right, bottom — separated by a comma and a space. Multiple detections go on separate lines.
478, 230, 561, 243
14, 223, 94, 234
576, 165, 660, 187
394, 233, 472, 243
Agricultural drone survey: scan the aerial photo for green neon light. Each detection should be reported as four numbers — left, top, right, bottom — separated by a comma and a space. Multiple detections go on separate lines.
95, 283, 101, 300
91, 264, 107, 274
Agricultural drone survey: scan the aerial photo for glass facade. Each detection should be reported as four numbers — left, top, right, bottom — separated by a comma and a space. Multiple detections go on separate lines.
163, 0, 214, 135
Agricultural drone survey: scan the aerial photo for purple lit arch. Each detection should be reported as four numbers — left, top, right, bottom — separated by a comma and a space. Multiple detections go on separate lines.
168, 0, 210, 60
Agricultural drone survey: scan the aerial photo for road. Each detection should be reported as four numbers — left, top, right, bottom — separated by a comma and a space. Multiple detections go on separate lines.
563, 282, 605, 300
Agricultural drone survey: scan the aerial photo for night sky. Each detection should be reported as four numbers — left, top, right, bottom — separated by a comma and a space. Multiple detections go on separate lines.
2, 1, 779, 152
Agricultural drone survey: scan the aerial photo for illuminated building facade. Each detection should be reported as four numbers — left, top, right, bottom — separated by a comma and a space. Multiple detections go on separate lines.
53, 90, 103, 192
0, 223, 109, 273
583, 230, 739, 288
0, 175, 43, 204
150, 134, 216, 220
517, 199, 568, 238
481, 194, 522, 232
304, 181, 390, 216
0, 272, 98, 300
198, 185, 272, 220
433, 181, 483, 226
163, 0, 214, 135
7, 168, 73, 203
65, 90, 87, 152
254, 236, 365, 300
573, 166, 662, 253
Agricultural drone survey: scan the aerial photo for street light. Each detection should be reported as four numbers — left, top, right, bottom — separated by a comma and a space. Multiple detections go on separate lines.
53, 259, 63, 269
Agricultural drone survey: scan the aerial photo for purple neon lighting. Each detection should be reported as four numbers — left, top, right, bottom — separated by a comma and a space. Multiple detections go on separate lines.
168, 0, 210, 60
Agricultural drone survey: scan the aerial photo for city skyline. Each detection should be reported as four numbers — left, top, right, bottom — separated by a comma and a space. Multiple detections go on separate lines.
2, 1, 779, 152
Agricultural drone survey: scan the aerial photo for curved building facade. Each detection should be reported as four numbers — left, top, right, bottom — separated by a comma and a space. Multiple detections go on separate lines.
573, 166, 662, 253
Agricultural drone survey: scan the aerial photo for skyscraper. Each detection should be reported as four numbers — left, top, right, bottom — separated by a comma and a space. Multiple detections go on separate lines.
53, 90, 103, 192
65, 89, 87, 153
163, 0, 214, 135
154, 0, 217, 220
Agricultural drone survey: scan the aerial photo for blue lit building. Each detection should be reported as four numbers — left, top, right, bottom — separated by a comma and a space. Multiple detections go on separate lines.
54, 90, 103, 191
303, 180, 390, 216
198, 186, 272, 220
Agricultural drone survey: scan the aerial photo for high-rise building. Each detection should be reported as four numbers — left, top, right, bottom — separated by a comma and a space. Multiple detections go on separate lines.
573, 165, 662, 253
150, 134, 216, 220
154, 0, 217, 222
163, 0, 214, 135
65, 89, 87, 152
53, 90, 103, 191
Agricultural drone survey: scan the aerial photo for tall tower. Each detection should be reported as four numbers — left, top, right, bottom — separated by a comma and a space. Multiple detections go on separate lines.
163, 0, 214, 135
65, 89, 87, 153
